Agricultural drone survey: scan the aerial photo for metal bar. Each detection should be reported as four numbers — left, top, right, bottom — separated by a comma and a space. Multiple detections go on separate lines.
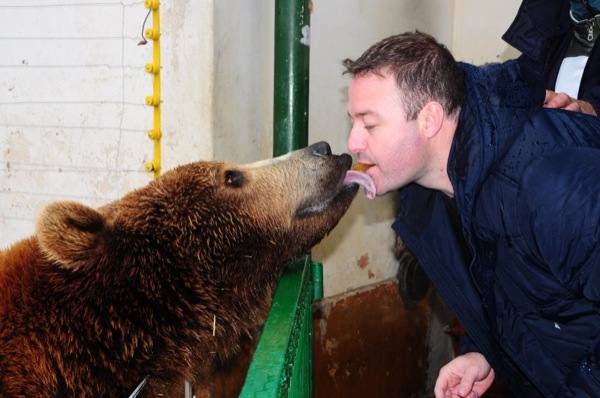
273, 0, 311, 156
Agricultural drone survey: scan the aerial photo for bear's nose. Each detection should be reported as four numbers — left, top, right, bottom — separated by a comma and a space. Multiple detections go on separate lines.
309, 141, 332, 157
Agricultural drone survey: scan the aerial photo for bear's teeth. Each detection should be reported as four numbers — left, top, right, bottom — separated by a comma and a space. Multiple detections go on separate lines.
343, 170, 376, 199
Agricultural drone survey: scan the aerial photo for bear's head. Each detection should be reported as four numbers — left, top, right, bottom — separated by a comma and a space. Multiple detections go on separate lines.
35, 141, 357, 296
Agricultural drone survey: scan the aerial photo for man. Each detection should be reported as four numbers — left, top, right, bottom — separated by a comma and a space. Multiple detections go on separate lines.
344, 31, 600, 397
503, 0, 600, 116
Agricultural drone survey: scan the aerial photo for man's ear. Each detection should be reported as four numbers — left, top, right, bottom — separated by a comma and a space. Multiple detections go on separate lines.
36, 201, 108, 270
417, 101, 444, 139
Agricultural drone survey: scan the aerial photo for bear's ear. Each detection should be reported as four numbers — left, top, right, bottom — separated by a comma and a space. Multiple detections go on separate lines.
36, 201, 108, 270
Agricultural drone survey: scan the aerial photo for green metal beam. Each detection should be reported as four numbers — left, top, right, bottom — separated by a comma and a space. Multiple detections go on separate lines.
273, 0, 311, 156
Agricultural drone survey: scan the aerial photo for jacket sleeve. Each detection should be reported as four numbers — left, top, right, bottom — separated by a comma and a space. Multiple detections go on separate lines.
458, 332, 479, 355
502, 0, 571, 63
518, 146, 600, 395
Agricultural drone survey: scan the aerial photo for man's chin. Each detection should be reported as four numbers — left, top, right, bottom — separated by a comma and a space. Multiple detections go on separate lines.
374, 181, 401, 197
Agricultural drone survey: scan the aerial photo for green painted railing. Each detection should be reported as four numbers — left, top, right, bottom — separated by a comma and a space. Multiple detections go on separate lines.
239, 256, 323, 397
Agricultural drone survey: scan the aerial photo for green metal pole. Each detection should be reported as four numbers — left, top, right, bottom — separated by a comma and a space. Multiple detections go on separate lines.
273, 0, 311, 156
240, 2, 317, 396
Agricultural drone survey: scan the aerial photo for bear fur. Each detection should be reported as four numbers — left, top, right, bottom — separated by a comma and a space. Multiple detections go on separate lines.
0, 142, 357, 397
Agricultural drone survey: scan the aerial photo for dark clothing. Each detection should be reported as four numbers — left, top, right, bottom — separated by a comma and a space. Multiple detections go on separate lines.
392, 59, 600, 396
503, 0, 600, 113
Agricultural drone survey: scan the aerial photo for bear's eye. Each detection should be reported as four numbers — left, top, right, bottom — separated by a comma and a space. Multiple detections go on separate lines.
224, 170, 245, 188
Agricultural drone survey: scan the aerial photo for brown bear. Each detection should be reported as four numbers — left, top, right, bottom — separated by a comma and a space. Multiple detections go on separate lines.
0, 142, 361, 397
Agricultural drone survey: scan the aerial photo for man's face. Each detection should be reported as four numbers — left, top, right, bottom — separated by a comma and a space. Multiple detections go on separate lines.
347, 70, 426, 196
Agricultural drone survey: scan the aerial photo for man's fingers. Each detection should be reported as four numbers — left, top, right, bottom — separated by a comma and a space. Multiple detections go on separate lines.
544, 91, 573, 109
578, 100, 598, 116
473, 368, 496, 395
555, 92, 572, 107
434, 373, 448, 398
564, 102, 580, 112
544, 90, 560, 107
434, 366, 456, 398
543, 91, 596, 114
457, 367, 477, 397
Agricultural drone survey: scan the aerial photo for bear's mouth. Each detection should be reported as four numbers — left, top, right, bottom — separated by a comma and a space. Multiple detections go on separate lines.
295, 155, 358, 219
295, 183, 358, 219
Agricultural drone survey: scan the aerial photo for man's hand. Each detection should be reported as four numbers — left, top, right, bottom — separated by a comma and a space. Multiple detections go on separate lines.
434, 352, 495, 398
544, 90, 597, 116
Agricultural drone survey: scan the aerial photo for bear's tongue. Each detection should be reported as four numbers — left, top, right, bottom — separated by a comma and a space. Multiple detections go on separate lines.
344, 170, 376, 199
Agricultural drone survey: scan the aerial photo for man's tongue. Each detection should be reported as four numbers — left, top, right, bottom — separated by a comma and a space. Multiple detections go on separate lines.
344, 170, 376, 199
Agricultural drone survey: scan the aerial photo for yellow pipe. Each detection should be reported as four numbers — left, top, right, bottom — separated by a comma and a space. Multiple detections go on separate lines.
144, 0, 161, 179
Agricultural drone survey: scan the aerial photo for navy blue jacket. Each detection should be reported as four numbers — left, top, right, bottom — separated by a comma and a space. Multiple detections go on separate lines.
503, 0, 600, 113
393, 60, 600, 397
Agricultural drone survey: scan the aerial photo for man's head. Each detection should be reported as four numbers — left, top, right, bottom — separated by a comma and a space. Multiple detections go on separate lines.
343, 31, 464, 120
344, 31, 464, 196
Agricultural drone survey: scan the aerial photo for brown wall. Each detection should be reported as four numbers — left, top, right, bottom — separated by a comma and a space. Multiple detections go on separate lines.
313, 280, 430, 397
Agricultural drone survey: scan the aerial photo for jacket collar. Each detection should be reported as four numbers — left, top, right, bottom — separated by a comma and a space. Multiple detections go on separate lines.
448, 62, 545, 231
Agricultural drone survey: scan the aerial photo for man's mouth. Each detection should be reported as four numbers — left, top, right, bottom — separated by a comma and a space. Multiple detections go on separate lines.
343, 168, 376, 199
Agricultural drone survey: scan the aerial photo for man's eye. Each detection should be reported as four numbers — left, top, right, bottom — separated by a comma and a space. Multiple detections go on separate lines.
365, 125, 376, 131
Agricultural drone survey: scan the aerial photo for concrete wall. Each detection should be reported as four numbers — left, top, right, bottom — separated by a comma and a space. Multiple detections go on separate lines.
0, 0, 521, 297
213, 1, 274, 163
0, 0, 213, 247
453, 0, 522, 64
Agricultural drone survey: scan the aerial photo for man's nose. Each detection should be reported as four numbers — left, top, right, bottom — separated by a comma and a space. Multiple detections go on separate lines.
347, 126, 366, 154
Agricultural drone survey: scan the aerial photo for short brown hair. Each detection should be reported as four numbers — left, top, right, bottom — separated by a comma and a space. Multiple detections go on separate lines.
343, 31, 464, 120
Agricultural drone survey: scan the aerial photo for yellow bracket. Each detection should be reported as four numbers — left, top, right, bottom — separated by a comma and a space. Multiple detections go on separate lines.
145, 63, 159, 74
144, 0, 161, 179
147, 128, 162, 140
145, 95, 160, 107
144, 28, 160, 40
144, 0, 159, 10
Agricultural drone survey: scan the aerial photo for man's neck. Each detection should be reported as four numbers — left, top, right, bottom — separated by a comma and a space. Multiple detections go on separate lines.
417, 115, 458, 197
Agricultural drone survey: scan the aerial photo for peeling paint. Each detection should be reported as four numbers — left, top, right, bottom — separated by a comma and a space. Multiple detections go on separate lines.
357, 253, 369, 269
324, 337, 338, 355
327, 364, 337, 377
300, 25, 310, 46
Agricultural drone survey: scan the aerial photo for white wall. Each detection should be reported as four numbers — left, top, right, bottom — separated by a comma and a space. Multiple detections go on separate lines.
452, 0, 522, 64
0, 0, 522, 297
0, 0, 213, 248
212, 1, 274, 163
